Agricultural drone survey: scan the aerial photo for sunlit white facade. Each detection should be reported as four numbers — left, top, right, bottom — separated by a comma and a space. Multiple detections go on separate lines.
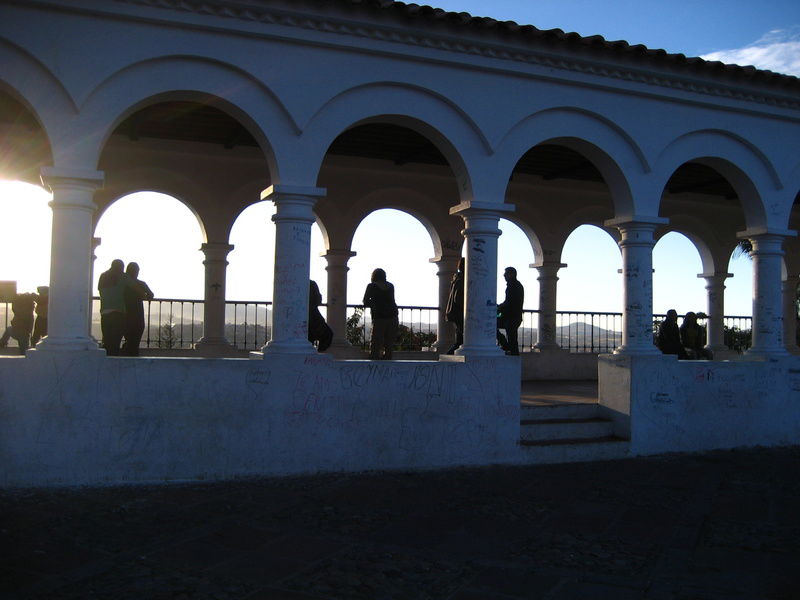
1, 0, 799, 485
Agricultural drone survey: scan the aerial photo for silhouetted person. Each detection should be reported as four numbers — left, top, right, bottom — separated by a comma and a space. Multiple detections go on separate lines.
657, 309, 686, 358
98, 259, 135, 356
30, 285, 48, 346
680, 311, 712, 360
362, 268, 398, 360
308, 280, 333, 352
121, 262, 154, 356
497, 266, 524, 355
444, 257, 465, 354
0, 292, 36, 355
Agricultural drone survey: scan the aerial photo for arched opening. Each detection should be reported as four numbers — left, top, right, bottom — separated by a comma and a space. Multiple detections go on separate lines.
559, 225, 622, 352
92, 191, 204, 348
661, 161, 754, 353
653, 232, 706, 316
497, 218, 538, 351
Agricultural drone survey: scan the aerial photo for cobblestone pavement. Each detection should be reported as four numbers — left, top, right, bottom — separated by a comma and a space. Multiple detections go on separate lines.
3, 446, 799, 600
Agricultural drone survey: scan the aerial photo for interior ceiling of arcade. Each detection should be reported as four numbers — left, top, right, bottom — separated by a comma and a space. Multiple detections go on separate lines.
0, 95, 751, 207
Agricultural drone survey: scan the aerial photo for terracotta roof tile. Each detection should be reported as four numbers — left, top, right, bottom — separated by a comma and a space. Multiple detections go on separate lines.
325, 0, 799, 91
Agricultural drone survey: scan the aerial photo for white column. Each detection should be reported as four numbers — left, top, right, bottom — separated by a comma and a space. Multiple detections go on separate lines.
261, 184, 325, 355
605, 217, 665, 355
35, 167, 104, 353
782, 275, 800, 354
322, 249, 355, 349
195, 242, 237, 356
745, 232, 790, 357
450, 201, 513, 357
701, 272, 730, 355
534, 261, 566, 350
430, 254, 459, 353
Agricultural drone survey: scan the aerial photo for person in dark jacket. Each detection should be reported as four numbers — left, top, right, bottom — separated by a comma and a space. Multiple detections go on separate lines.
30, 285, 48, 346
308, 280, 333, 352
657, 309, 686, 358
120, 262, 154, 356
680, 311, 712, 359
0, 292, 36, 354
362, 268, 398, 360
444, 257, 465, 355
497, 267, 524, 355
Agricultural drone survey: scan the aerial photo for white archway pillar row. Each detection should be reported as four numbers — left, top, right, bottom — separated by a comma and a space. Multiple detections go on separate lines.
606, 217, 667, 355
742, 230, 794, 357
195, 242, 236, 355
36, 167, 104, 352
699, 272, 731, 354
533, 261, 566, 350
450, 201, 514, 357
430, 254, 460, 353
261, 185, 326, 355
322, 249, 356, 348
782, 275, 800, 354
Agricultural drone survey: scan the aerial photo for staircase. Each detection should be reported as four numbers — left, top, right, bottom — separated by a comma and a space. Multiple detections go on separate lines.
519, 402, 629, 463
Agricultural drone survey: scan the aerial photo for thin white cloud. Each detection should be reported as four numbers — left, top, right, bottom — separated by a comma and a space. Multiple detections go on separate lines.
701, 26, 800, 77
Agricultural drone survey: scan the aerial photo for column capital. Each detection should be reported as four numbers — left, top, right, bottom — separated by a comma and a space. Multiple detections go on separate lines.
200, 242, 235, 262
429, 253, 461, 268
41, 166, 104, 189
604, 215, 668, 228
260, 184, 326, 202
449, 201, 515, 217
532, 261, 567, 274
698, 272, 732, 284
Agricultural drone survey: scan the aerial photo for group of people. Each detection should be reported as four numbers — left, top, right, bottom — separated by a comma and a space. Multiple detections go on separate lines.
445, 260, 525, 356
98, 259, 154, 356
0, 286, 48, 354
657, 309, 712, 360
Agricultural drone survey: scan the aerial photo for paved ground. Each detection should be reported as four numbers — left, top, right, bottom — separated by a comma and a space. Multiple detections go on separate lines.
520, 381, 598, 406
3, 446, 799, 600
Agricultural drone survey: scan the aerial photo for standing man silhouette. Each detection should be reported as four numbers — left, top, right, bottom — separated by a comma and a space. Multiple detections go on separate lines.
497, 266, 524, 356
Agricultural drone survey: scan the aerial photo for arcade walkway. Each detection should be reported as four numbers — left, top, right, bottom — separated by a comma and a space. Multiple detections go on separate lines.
3, 446, 798, 599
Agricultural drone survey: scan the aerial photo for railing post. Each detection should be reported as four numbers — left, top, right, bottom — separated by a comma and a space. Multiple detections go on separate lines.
195, 242, 238, 356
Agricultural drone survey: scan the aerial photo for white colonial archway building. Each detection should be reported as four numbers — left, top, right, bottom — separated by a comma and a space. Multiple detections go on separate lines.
1, 0, 799, 486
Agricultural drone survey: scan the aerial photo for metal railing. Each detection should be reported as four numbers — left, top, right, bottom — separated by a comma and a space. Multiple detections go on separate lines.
1, 298, 757, 354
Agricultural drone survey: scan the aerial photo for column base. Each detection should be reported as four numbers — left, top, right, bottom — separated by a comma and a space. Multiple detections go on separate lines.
261, 339, 316, 355
327, 340, 365, 359
744, 346, 790, 359
194, 338, 241, 357
533, 344, 567, 353
613, 344, 661, 356
32, 336, 102, 353
454, 344, 505, 357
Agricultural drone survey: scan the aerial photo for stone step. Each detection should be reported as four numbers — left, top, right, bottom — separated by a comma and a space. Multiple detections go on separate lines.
520, 402, 599, 421
517, 436, 630, 464
520, 417, 614, 441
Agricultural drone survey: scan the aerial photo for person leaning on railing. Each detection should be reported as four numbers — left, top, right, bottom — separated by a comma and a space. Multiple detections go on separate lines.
362, 268, 399, 360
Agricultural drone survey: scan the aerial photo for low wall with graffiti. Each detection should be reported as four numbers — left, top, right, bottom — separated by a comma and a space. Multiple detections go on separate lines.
598, 354, 800, 455
0, 352, 520, 487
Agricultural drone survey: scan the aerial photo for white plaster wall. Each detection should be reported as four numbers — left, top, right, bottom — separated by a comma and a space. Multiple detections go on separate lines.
0, 354, 520, 487
599, 354, 800, 454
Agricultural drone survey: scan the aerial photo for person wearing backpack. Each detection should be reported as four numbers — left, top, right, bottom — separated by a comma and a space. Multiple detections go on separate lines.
362, 268, 399, 360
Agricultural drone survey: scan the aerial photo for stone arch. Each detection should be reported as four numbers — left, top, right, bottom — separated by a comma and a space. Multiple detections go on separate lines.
656, 214, 721, 277
94, 184, 208, 244
498, 213, 544, 265
552, 205, 620, 262
300, 82, 487, 200
338, 188, 444, 260
495, 107, 646, 216
654, 130, 780, 229
77, 56, 293, 177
